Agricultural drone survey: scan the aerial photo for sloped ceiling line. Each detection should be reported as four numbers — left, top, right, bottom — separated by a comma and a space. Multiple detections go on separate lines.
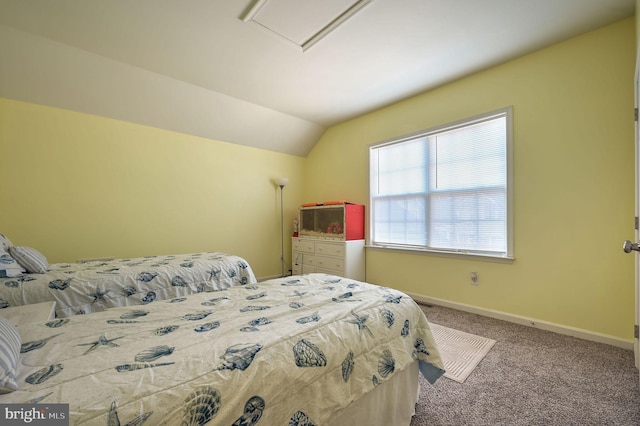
0, 25, 325, 157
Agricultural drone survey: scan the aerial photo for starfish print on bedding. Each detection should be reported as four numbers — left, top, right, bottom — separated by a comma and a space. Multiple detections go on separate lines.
332, 292, 362, 303
347, 311, 373, 337
383, 293, 403, 304
208, 267, 221, 280
89, 288, 111, 304
77, 334, 124, 354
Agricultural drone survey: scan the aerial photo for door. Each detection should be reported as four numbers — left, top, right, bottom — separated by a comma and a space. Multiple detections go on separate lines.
624, 49, 640, 375
637, 53, 640, 376
636, 50, 640, 375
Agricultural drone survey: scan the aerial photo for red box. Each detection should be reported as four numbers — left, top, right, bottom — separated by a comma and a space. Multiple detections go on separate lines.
299, 203, 364, 241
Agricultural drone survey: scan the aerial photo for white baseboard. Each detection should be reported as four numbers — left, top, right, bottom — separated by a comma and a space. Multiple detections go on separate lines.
407, 292, 634, 351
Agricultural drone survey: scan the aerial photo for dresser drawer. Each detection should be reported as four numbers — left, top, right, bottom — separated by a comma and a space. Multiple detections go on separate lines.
300, 254, 317, 266
302, 254, 344, 269
292, 239, 315, 254
292, 264, 315, 275
315, 242, 345, 257
291, 237, 364, 281
314, 256, 344, 271
314, 266, 343, 275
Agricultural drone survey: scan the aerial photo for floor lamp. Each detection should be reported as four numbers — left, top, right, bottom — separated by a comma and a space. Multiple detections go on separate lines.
276, 177, 289, 277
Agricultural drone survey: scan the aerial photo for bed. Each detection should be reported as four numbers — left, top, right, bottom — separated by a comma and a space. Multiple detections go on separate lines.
0, 234, 257, 317
0, 273, 445, 425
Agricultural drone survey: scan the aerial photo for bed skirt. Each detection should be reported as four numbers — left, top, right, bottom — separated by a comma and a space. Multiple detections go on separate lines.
328, 361, 420, 426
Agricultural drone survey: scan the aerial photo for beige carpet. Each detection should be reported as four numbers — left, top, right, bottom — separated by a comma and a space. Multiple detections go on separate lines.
430, 322, 496, 383
412, 304, 640, 425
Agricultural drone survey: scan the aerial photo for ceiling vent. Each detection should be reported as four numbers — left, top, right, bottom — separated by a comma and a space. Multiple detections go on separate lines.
242, 0, 374, 51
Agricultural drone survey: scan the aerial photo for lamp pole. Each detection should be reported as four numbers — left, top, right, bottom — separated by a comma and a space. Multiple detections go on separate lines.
276, 178, 288, 277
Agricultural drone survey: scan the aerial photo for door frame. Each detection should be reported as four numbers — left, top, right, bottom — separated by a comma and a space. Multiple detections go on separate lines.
635, 48, 639, 371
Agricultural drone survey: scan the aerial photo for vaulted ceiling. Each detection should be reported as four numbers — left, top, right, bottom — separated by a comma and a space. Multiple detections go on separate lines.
0, 0, 634, 156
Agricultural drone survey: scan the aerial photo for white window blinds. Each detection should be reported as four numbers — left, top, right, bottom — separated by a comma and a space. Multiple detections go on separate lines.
369, 107, 512, 258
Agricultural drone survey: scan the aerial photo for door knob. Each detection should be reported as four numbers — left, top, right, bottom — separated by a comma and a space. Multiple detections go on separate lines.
623, 240, 640, 253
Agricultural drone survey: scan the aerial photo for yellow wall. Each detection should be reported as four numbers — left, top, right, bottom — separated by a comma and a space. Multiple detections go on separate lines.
304, 18, 636, 339
0, 17, 635, 341
0, 98, 305, 278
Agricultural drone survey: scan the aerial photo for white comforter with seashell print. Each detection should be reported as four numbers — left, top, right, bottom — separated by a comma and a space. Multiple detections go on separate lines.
1, 273, 445, 425
0, 252, 256, 317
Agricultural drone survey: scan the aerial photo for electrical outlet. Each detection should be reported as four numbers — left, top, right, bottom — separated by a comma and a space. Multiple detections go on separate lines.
470, 272, 479, 285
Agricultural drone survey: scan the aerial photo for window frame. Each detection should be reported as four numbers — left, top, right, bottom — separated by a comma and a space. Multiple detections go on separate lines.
367, 106, 514, 261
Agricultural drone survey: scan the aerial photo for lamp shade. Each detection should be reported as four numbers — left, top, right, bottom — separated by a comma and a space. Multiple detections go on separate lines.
276, 177, 289, 187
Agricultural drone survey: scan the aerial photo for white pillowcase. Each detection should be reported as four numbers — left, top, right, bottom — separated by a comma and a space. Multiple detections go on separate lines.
9, 246, 48, 274
0, 317, 21, 393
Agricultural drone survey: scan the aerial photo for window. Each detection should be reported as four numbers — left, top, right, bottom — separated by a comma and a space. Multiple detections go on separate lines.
369, 107, 513, 259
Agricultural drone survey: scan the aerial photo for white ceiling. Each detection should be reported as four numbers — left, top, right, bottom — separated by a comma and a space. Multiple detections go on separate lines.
0, 0, 635, 156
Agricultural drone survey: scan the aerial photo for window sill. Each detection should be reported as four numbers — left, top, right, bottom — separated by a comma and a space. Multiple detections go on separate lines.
365, 244, 515, 264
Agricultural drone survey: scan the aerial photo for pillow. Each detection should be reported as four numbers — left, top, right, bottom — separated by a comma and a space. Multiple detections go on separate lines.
0, 248, 26, 278
0, 317, 21, 393
0, 234, 13, 252
9, 246, 48, 274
